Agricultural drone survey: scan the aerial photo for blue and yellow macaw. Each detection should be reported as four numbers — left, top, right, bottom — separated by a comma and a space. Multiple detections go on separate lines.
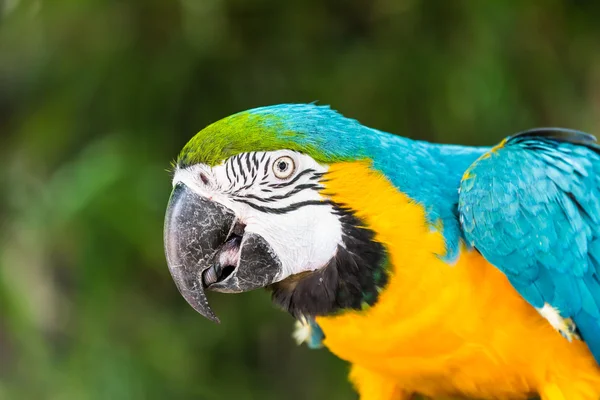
164, 104, 600, 399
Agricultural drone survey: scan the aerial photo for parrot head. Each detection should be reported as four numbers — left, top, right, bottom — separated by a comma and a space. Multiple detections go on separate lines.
164, 104, 388, 322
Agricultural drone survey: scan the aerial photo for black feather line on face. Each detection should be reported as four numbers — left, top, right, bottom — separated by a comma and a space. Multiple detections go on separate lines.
245, 152, 252, 172
268, 168, 316, 188
232, 173, 258, 194
269, 206, 388, 318
236, 155, 247, 182
225, 161, 232, 183
235, 199, 332, 214
238, 183, 323, 203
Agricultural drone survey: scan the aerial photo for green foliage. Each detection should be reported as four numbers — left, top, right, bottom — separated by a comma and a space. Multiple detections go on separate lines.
1, 1, 599, 399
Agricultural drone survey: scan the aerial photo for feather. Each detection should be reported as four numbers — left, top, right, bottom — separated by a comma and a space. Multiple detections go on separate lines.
459, 128, 600, 364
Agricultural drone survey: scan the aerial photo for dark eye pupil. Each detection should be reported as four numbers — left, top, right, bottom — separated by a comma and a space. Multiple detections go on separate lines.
278, 161, 288, 171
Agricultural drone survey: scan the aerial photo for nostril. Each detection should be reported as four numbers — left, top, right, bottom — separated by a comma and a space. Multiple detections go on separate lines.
200, 172, 209, 185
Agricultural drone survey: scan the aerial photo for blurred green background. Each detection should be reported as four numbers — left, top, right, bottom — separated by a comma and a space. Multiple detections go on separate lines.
1, 1, 600, 399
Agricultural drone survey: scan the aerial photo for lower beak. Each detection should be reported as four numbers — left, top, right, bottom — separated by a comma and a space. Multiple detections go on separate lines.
164, 183, 282, 322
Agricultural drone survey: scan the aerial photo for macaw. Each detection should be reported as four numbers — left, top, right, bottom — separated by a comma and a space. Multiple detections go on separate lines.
163, 104, 600, 400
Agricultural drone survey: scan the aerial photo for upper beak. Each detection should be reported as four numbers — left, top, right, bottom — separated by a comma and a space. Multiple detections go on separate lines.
164, 183, 282, 322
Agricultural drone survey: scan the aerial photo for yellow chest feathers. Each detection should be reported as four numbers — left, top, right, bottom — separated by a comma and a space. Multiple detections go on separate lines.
316, 162, 600, 399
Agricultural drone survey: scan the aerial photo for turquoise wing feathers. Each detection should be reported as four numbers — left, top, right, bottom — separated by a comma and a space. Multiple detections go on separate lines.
458, 128, 600, 364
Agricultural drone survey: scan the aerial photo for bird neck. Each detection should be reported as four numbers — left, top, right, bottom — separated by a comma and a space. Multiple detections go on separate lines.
268, 206, 389, 318
270, 137, 488, 318
363, 133, 488, 261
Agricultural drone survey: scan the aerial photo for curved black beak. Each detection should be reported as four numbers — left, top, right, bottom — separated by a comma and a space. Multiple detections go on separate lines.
164, 184, 235, 322
164, 183, 283, 323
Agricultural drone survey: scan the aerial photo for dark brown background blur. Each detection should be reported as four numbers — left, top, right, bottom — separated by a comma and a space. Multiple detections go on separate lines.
1, 1, 599, 399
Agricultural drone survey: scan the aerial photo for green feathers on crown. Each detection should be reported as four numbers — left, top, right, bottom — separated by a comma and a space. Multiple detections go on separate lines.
176, 103, 373, 167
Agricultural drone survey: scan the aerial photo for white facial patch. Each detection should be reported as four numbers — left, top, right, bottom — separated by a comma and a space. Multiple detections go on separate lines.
172, 151, 343, 282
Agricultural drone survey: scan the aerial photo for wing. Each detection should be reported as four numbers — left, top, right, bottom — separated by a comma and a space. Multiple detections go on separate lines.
458, 128, 600, 364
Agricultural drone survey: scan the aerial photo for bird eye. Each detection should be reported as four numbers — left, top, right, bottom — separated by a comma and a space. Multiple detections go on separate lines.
272, 156, 295, 179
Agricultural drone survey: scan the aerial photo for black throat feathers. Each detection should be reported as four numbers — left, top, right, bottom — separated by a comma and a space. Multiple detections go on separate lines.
269, 206, 389, 319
